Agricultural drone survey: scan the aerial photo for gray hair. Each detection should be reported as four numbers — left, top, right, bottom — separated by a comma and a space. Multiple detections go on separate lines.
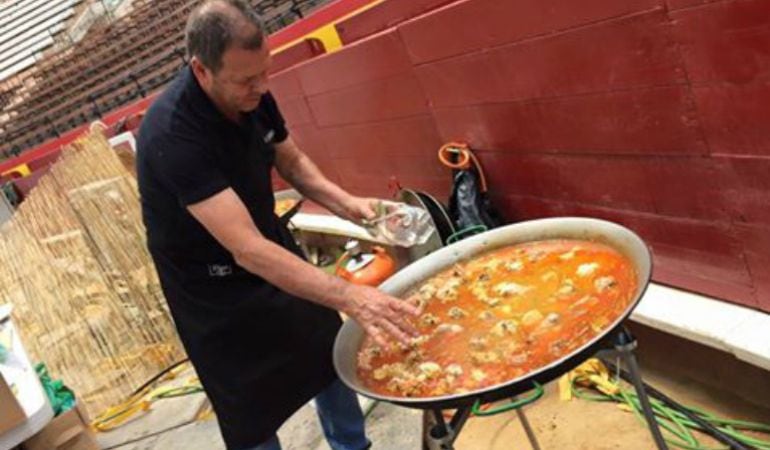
185, 0, 265, 73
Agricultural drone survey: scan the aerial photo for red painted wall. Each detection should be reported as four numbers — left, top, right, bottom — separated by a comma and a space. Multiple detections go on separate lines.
270, 0, 770, 312
0, 0, 374, 174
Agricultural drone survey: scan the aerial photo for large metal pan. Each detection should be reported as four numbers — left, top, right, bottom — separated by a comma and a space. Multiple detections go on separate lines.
333, 217, 652, 409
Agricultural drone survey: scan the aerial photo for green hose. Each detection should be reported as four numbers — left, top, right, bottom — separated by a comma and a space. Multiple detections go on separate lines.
570, 376, 770, 450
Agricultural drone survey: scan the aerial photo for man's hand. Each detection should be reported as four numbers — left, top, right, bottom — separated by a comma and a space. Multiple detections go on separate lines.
343, 285, 420, 347
341, 197, 387, 225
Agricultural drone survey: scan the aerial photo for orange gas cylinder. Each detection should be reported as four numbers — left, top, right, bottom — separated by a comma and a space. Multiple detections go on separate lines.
335, 240, 396, 287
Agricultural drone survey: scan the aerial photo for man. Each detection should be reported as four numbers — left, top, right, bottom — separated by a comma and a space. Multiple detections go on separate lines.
136, 1, 418, 449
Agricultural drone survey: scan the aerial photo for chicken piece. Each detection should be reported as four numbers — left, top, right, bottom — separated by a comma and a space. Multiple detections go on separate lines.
478, 310, 496, 321
509, 353, 528, 366
448, 306, 468, 320
476, 270, 492, 282
395, 335, 428, 353
550, 339, 567, 357
505, 260, 524, 272
541, 271, 558, 282
527, 250, 546, 263
405, 349, 426, 365
430, 378, 452, 396
521, 309, 544, 327
471, 350, 500, 365
420, 313, 440, 327
418, 283, 437, 301
591, 316, 611, 332
503, 340, 522, 353
406, 293, 425, 309
358, 353, 374, 370
544, 312, 560, 326
418, 362, 443, 379
595, 276, 618, 292
373, 362, 406, 381
410, 335, 430, 347
559, 246, 582, 261
481, 296, 501, 307
558, 280, 576, 295
473, 284, 501, 307
491, 319, 518, 337
373, 367, 388, 381
357, 345, 383, 370
493, 282, 531, 297
436, 323, 464, 334
482, 258, 503, 271
472, 285, 488, 299
469, 336, 488, 350
387, 375, 421, 396
436, 277, 462, 302
576, 262, 600, 277
446, 364, 464, 377
412, 284, 438, 308
471, 369, 487, 383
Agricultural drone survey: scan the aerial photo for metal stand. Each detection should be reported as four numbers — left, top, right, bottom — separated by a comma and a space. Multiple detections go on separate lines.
423, 403, 541, 450
424, 406, 472, 450
515, 408, 541, 450
420, 326, 668, 450
597, 327, 669, 450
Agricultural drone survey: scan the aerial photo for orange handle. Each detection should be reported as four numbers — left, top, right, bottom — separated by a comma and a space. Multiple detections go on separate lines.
438, 142, 472, 169
438, 142, 489, 193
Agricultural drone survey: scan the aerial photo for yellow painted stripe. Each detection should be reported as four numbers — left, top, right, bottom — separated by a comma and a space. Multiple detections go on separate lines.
272, 0, 385, 54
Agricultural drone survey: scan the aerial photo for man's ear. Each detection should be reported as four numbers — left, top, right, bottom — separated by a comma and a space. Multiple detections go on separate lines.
190, 56, 210, 85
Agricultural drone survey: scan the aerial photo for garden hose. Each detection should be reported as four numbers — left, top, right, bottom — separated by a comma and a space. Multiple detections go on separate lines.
92, 361, 204, 432
562, 359, 770, 450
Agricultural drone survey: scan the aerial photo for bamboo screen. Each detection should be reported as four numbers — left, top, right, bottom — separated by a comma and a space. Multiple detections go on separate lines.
0, 130, 185, 417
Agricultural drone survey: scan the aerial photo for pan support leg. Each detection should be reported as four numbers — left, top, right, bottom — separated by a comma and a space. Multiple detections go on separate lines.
597, 327, 669, 450
421, 403, 541, 449
423, 407, 472, 450
515, 407, 541, 450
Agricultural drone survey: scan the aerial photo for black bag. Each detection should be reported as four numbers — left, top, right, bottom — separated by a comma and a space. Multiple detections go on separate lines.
440, 143, 502, 242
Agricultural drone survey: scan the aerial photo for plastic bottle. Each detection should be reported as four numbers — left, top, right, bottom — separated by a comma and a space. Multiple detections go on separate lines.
363, 201, 435, 247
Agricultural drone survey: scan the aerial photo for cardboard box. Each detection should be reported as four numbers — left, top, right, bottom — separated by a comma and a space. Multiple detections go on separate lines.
22, 403, 99, 450
0, 374, 26, 435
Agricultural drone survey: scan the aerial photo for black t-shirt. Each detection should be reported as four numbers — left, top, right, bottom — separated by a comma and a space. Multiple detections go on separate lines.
139, 68, 287, 264
136, 66, 341, 449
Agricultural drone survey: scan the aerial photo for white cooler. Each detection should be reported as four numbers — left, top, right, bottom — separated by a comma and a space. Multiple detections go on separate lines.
0, 304, 54, 449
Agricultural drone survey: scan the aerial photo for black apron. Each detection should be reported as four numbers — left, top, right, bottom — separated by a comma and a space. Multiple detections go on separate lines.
143, 84, 342, 449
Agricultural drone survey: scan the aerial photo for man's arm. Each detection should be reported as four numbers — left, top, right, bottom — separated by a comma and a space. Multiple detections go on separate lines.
187, 188, 418, 346
274, 136, 376, 223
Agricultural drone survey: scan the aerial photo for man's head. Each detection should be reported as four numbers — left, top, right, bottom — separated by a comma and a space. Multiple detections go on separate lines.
186, 0, 271, 117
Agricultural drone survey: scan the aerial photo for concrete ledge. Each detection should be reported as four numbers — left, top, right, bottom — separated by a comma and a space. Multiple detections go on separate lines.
633, 283, 770, 372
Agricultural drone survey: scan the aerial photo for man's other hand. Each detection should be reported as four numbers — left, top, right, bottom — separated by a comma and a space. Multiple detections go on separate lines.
343, 285, 420, 347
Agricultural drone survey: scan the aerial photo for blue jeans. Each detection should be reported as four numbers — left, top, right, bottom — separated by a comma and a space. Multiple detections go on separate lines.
244, 380, 370, 450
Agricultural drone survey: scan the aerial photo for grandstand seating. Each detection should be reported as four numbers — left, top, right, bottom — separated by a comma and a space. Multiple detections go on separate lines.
0, 0, 84, 80
0, 0, 329, 158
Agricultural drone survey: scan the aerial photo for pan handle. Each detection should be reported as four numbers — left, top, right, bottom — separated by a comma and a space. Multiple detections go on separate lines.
471, 382, 544, 416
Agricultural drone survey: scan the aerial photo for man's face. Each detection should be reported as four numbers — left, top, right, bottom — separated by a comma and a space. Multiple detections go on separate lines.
194, 42, 272, 115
